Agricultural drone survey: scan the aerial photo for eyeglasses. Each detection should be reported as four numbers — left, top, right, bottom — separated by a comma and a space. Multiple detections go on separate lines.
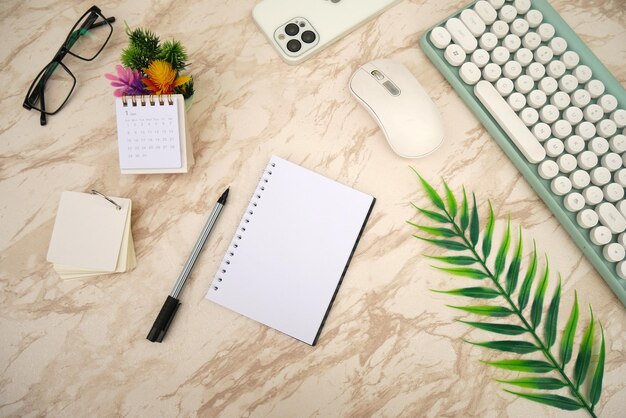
23, 6, 115, 125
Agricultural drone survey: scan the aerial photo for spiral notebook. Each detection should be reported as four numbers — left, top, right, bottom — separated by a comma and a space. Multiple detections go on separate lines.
115, 94, 194, 174
206, 156, 376, 345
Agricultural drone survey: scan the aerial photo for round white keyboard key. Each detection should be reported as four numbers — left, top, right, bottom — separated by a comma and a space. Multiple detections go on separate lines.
565, 135, 585, 154
503, 34, 521, 53
564, 192, 585, 212
471, 49, 490, 67
539, 77, 558, 95
491, 46, 510, 65
603, 183, 625, 202
460, 9, 487, 37
499, 4, 517, 22
549, 37, 568, 56
577, 150, 598, 170
445, 18, 478, 53
591, 166, 611, 186
483, 63, 502, 82
559, 74, 579, 93
460, 62, 482, 85
526, 62, 545, 81
598, 94, 618, 113
597, 202, 626, 233
522, 32, 541, 50
589, 137, 610, 155
537, 23, 555, 41
526, 9, 543, 28
545, 137, 564, 157
577, 208, 599, 229
551, 176, 572, 195
551, 91, 570, 110
564, 107, 584, 126
552, 120, 572, 139
615, 168, 626, 187
514, 48, 533, 66
513, 0, 531, 14
571, 89, 591, 107
561, 51, 580, 69
584, 104, 604, 123
527, 90, 547, 109
576, 121, 596, 140
445, 44, 467, 66
508, 92, 527, 111
570, 169, 591, 189
430, 27, 452, 49
503, 61, 522, 79
546, 60, 566, 79
619, 232, 626, 248
491, 20, 510, 39
610, 135, 626, 153
515, 74, 534, 94
496, 77, 514, 96
573, 65, 593, 83
583, 185, 604, 205
586, 80, 605, 98
475, 1, 498, 25
488, 0, 505, 9
596, 120, 617, 138
558, 154, 577, 173
534, 46, 554, 64
520, 107, 539, 126
532, 122, 551, 141
479, 32, 499, 51
603, 243, 625, 263
590, 226, 612, 246
617, 261, 626, 280
602, 153, 623, 172
538, 160, 559, 179
610, 109, 626, 128
511, 18, 529, 36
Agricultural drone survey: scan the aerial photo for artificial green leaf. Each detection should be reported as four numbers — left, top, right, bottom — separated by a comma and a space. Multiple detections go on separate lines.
518, 240, 538, 311
413, 204, 449, 223
424, 255, 477, 266
573, 308, 594, 388
494, 218, 511, 278
460, 320, 526, 335
503, 391, 582, 411
485, 359, 554, 373
560, 292, 579, 367
589, 324, 605, 408
434, 287, 499, 298
497, 377, 567, 390
531, 256, 549, 329
467, 340, 539, 354
433, 267, 489, 279
408, 223, 457, 237
470, 193, 480, 246
505, 228, 523, 295
414, 170, 446, 211
460, 187, 469, 232
448, 305, 514, 317
415, 236, 468, 251
443, 180, 457, 220
481, 201, 495, 259
544, 277, 561, 348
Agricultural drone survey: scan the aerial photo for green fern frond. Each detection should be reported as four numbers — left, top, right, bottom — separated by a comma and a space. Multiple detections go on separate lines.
410, 172, 606, 417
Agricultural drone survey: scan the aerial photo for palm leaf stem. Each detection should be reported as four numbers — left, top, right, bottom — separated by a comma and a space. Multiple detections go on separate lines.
438, 208, 596, 417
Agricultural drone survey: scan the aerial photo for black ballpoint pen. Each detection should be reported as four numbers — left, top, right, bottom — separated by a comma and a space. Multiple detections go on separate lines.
147, 188, 229, 342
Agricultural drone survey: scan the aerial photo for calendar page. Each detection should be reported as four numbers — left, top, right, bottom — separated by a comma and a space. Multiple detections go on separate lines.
115, 96, 182, 170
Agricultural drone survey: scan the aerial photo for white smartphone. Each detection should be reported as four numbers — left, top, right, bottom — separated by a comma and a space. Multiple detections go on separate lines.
252, 0, 401, 65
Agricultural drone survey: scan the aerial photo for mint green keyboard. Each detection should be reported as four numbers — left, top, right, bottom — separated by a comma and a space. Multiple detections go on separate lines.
420, 0, 626, 306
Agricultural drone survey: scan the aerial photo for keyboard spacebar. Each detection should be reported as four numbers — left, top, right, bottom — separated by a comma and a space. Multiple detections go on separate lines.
474, 81, 546, 164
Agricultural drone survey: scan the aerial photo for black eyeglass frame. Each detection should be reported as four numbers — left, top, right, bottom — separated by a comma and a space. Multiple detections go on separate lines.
23, 5, 115, 125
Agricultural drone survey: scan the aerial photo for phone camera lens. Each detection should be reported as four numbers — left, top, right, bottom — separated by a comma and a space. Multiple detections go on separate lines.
285, 23, 299, 36
301, 30, 316, 44
287, 39, 302, 52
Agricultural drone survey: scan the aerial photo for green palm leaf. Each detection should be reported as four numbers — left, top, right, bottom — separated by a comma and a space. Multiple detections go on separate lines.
589, 325, 605, 408
414, 236, 467, 251
408, 222, 457, 237
544, 278, 561, 348
459, 320, 526, 335
414, 171, 446, 211
518, 240, 538, 311
481, 201, 495, 259
573, 308, 595, 388
497, 377, 567, 390
443, 180, 457, 220
413, 205, 449, 223
470, 193, 480, 246
484, 359, 554, 373
467, 340, 539, 354
530, 256, 549, 329
494, 218, 511, 278
560, 292, 579, 367
424, 255, 477, 266
433, 267, 488, 279
460, 187, 469, 231
505, 228, 523, 295
433, 287, 498, 298
503, 391, 582, 411
448, 305, 513, 317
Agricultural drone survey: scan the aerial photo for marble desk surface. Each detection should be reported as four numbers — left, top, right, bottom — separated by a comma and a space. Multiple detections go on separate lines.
1, 0, 624, 417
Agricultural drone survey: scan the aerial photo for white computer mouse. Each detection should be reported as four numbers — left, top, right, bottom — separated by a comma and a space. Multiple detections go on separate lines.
349, 59, 444, 158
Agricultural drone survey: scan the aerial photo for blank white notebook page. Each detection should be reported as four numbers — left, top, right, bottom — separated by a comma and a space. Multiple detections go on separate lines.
206, 156, 375, 345
115, 96, 182, 170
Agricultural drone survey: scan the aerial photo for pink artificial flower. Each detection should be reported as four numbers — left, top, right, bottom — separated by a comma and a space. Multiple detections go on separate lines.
104, 65, 147, 97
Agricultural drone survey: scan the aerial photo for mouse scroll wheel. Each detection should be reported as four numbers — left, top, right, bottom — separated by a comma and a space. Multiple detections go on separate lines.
371, 70, 385, 80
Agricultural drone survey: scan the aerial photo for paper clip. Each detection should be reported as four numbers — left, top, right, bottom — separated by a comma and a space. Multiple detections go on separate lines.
90, 189, 121, 210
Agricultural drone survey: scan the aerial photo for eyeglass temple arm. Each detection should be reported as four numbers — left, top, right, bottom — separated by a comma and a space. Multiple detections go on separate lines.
39, 83, 47, 125
66, 14, 116, 50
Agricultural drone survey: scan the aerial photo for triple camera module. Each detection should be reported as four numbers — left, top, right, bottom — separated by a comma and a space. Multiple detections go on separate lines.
274, 18, 319, 56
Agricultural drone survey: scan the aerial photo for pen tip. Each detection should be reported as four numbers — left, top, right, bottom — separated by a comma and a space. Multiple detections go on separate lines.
219, 187, 229, 204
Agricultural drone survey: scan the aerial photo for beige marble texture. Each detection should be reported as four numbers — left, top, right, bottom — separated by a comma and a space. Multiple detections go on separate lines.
1, 0, 625, 417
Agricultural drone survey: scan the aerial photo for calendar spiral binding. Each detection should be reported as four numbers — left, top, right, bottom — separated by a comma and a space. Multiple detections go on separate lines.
121, 94, 174, 107
210, 159, 278, 292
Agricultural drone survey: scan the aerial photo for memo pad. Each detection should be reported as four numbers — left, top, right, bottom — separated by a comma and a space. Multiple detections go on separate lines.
206, 156, 376, 345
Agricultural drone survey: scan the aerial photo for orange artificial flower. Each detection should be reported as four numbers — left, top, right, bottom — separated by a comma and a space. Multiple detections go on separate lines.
142, 60, 191, 94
